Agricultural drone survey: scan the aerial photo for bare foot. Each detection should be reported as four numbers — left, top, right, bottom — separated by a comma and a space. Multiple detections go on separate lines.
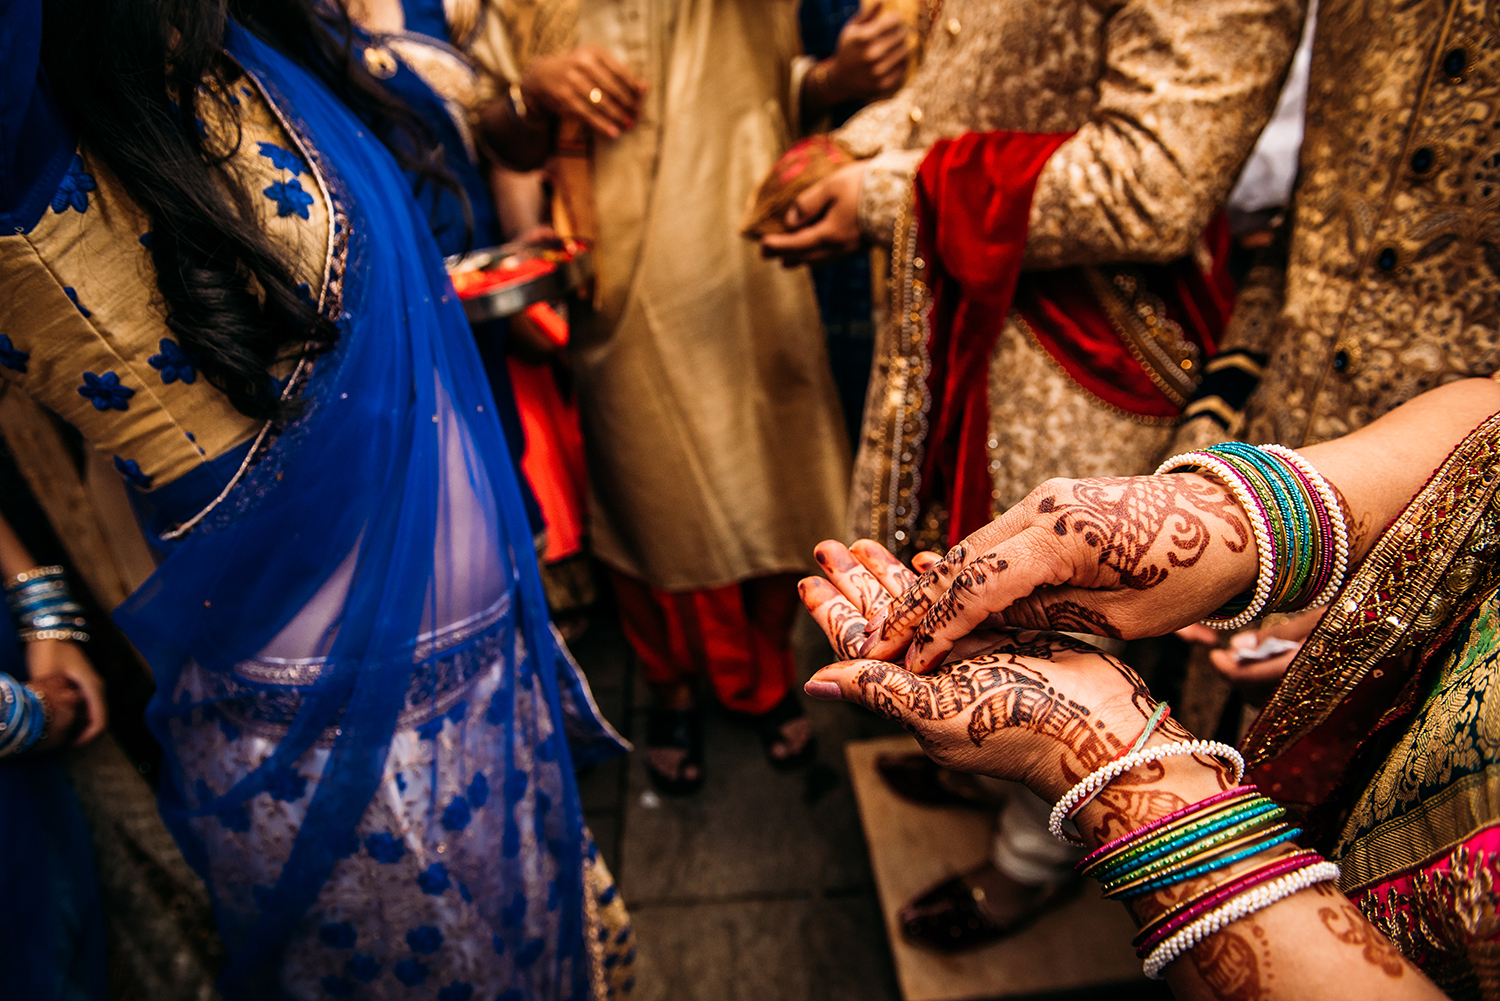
767, 715, 813, 763
645, 746, 701, 785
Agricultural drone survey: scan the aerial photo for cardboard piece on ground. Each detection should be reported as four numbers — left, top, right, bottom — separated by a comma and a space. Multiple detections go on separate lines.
846, 735, 1145, 1001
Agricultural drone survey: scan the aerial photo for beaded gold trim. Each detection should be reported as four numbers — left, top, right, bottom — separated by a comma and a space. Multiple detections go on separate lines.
1242, 411, 1500, 767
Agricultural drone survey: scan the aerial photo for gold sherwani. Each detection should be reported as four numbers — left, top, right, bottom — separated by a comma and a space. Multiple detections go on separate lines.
1226, 0, 1500, 447
837, 0, 1303, 547
510, 0, 851, 591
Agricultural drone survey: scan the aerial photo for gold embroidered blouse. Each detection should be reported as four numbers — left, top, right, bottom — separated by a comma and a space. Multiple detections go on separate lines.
0, 76, 329, 494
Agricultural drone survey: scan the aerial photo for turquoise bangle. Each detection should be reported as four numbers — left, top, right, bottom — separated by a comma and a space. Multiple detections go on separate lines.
1099, 808, 1288, 892
1091, 799, 1282, 881
1115, 826, 1304, 900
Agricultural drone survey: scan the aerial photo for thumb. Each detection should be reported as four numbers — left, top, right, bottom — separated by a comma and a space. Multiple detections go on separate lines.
805, 659, 931, 724
785, 175, 838, 229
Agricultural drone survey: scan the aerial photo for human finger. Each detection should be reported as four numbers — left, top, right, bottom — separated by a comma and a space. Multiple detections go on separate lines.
911, 551, 942, 573
859, 543, 970, 659
1175, 623, 1222, 646
904, 550, 1040, 671
798, 576, 873, 660
1210, 645, 1297, 688
579, 51, 642, 119
567, 72, 631, 134
814, 541, 897, 621
66, 662, 107, 744
803, 659, 931, 726
33, 677, 81, 750
784, 174, 839, 230
849, 539, 918, 598
871, 43, 909, 83
587, 47, 648, 99
759, 219, 837, 261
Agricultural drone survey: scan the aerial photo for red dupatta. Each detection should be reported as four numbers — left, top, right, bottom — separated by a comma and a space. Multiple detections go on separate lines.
913, 131, 1234, 545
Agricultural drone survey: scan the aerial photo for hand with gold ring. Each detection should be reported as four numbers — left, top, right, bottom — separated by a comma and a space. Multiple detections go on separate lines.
521, 45, 647, 139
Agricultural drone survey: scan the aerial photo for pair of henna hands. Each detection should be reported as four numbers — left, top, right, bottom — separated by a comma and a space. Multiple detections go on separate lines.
797, 472, 1258, 817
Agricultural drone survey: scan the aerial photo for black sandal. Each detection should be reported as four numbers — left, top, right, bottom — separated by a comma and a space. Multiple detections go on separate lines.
644, 707, 705, 796
751, 693, 818, 772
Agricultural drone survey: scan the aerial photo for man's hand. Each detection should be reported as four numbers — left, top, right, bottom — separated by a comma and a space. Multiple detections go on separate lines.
26, 639, 106, 745
520, 46, 647, 140
759, 161, 868, 266
819, 2, 910, 106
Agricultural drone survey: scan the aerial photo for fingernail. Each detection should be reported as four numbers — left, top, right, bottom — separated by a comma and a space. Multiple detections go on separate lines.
856, 633, 877, 658
805, 680, 843, 701
863, 609, 887, 636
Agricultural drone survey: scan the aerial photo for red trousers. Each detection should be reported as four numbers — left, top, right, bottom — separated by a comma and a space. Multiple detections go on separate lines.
609, 570, 800, 716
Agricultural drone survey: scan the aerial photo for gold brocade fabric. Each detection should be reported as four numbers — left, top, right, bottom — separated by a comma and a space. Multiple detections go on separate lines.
1236, 0, 1500, 449
1241, 411, 1500, 769
513, 0, 851, 591
839, 0, 1303, 548
0, 74, 331, 498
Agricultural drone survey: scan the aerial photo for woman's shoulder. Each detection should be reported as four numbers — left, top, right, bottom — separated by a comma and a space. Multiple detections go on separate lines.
0, 79, 331, 497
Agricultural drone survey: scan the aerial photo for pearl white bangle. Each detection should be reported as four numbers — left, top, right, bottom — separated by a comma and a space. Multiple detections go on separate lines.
1048, 740, 1246, 846
1153, 453, 1276, 631
1260, 444, 1351, 611
1142, 861, 1341, 979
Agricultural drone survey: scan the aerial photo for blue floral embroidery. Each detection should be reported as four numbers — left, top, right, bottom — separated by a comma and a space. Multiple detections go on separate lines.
485, 687, 506, 726
503, 766, 527, 802
446, 700, 468, 723
615, 927, 632, 945
406, 926, 443, 955
417, 863, 451, 896
263, 178, 314, 219
62, 287, 91, 318
394, 772, 407, 792
148, 338, 197, 385
0, 336, 29, 373
319, 975, 356, 998
392, 959, 428, 987
437, 983, 474, 1001
113, 457, 152, 491
364, 832, 407, 863
458, 882, 472, 904
440, 796, 472, 832
195, 779, 251, 832
50, 155, 96, 214
318, 922, 357, 949
346, 954, 380, 983
597, 884, 618, 906
466, 771, 489, 808
138, 232, 153, 250
77, 371, 134, 411
416, 716, 445, 741
256, 141, 305, 177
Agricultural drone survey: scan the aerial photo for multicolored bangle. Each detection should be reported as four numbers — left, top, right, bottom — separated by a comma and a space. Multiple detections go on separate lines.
1142, 861, 1341, 978
1080, 786, 1258, 870
1132, 849, 1324, 956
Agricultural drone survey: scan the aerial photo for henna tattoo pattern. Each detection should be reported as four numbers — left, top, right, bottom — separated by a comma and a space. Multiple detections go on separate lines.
911, 553, 1012, 654
853, 650, 1114, 769
881, 545, 967, 637
1038, 599, 1125, 639
1189, 924, 1273, 1001
1318, 904, 1406, 978
1086, 787, 1191, 846
1038, 478, 1249, 591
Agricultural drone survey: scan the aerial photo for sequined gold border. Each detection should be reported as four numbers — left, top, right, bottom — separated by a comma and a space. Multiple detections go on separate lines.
1341, 767, 1500, 893
1242, 411, 1500, 767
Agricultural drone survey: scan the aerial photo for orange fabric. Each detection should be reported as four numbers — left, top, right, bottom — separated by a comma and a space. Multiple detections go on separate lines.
507, 356, 587, 561
610, 570, 799, 716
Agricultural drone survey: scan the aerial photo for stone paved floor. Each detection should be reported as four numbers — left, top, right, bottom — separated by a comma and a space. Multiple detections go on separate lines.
568, 608, 1176, 1001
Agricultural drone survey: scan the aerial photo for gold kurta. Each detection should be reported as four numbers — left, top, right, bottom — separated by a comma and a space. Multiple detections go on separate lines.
836, 0, 1303, 546
514, 0, 851, 591
1224, 0, 1500, 448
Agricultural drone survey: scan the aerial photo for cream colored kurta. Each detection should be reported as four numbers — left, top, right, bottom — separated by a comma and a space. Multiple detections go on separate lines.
524, 0, 850, 591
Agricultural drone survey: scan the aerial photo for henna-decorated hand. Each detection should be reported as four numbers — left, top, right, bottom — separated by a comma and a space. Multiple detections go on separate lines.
799, 541, 1228, 816
863, 474, 1260, 673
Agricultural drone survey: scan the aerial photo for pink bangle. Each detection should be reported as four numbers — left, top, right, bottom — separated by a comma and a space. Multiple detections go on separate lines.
1133, 850, 1323, 956
1079, 786, 1258, 871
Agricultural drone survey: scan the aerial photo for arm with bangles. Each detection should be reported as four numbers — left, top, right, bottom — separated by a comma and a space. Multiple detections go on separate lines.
798, 579, 1442, 998
859, 377, 1500, 674
0, 513, 105, 749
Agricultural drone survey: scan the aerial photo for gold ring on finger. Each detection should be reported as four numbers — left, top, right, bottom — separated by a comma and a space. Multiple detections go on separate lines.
588, 87, 604, 105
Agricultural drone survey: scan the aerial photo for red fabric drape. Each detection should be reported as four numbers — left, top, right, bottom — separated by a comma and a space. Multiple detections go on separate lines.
915, 131, 1074, 547
914, 132, 1235, 546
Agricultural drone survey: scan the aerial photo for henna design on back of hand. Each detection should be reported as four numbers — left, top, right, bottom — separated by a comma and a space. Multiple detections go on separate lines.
1037, 478, 1248, 591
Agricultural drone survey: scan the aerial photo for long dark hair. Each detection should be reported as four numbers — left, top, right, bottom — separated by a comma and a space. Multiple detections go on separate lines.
39, 0, 465, 420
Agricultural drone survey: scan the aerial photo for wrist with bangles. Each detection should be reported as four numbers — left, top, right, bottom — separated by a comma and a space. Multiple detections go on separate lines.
1049, 706, 1340, 979
1154, 443, 1351, 630
5, 565, 89, 645
0, 674, 50, 756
